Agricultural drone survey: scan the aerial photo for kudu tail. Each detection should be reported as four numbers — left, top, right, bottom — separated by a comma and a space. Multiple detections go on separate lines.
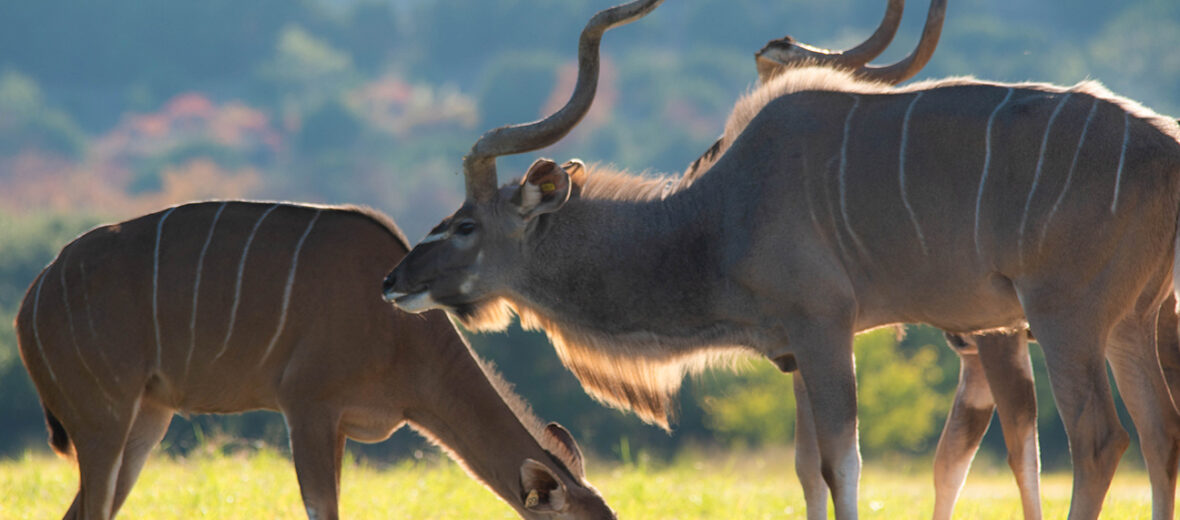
44, 405, 75, 461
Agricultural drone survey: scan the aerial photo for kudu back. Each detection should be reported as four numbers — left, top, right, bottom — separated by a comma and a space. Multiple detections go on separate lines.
384, 0, 1180, 518
16, 201, 613, 520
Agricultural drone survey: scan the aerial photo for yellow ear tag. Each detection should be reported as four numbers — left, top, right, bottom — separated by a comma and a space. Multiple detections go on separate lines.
525, 489, 541, 508
540, 182, 556, 193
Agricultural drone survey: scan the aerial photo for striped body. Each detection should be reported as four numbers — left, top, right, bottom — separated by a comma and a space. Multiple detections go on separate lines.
15, 201, 612, 520
710, 78, 1180, 334
23, 202, 394, 415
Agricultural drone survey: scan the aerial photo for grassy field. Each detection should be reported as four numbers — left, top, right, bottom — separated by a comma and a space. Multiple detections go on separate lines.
0, 446, 1154, 519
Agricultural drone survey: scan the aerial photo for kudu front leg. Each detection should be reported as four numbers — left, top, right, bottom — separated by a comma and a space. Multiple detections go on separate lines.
283, 408, 347, 520
791, 327, 860, 520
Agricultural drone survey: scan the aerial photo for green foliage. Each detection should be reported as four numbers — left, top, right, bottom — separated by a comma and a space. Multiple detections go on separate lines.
855, 328, 949, 455
697, 361, 796, 449
1088, 3, 1180, 115
474, 51, 563, 129
695, 328, 954, 455
0, 70, 86, 158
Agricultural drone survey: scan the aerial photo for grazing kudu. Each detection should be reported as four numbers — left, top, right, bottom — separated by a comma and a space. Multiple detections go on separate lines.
384, 0, 1180, 518
15, 201, 614, 520
748, 6, 1041, 519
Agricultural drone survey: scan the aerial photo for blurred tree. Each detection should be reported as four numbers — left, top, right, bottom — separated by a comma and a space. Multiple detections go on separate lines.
1088, 3, 1180, 116
695, 328, 954, 455
474, 51, 563, 130
259, 23, 359, 117
0, 0, 323, 130
0, 70, 86, 159
697, 360, 796, 449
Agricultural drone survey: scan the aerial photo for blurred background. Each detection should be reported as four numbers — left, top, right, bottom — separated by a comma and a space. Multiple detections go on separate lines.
1, 0, 1178, 470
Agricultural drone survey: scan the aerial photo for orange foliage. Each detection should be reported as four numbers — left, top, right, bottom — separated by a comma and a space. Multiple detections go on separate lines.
0, 152, 262, 221
347, 75, 478, 137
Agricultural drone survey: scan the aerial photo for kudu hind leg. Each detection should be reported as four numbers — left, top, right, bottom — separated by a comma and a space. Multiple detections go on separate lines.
1154, 293, 1180, 405
931, 347, 995, 520
1027, 317, 1126, 520
975, 332, 1042, 520
108, 400, 173, 517
791, 371, 830, 520
68, 404, 140, 519
1106, 314, 1180, 520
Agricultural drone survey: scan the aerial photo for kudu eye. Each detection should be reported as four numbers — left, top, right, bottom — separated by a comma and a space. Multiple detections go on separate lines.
455, 221, 477, 236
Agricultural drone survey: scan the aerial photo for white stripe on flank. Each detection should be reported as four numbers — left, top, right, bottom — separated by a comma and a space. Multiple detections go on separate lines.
1041, 98, 1099, 246
974, 88, 1015, 258
214, 203, 281, 361
1018, 93, 1071, 262
259, 209, 322, 365
59, 249, 115, 407
899, 91, 928, 256
31, 267, 59, 383
152, 206, 177, 372
1111, 112, 1130, 214
819, 154, 855, 263
838, 95, 870, 256
187, 202, 228, 379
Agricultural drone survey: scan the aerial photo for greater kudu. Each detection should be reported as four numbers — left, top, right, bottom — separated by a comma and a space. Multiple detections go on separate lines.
384, 1, 1180, 518
16, 201, 614, 520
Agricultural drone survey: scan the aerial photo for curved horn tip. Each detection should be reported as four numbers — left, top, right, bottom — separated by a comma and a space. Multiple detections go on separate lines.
460, 0, 666, 203
855, 0, 948, 85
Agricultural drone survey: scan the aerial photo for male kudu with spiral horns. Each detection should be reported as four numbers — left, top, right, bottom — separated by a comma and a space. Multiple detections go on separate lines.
384, 0, 1180, 518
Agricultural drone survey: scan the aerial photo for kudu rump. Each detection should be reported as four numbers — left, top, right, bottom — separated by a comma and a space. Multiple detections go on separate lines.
384, 0, 1180, 518
16, 201, 614, 520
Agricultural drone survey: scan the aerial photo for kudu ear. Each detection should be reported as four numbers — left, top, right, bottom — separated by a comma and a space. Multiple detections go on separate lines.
543, 422, 586, 478
520, 458, 569, 513
513, 158, 574, 220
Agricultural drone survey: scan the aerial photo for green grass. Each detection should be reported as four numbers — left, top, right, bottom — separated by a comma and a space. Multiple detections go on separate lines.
0, 446, 1154, 519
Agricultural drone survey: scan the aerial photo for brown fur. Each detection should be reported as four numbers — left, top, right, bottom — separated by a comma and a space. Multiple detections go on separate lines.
16, 201, 611, 520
